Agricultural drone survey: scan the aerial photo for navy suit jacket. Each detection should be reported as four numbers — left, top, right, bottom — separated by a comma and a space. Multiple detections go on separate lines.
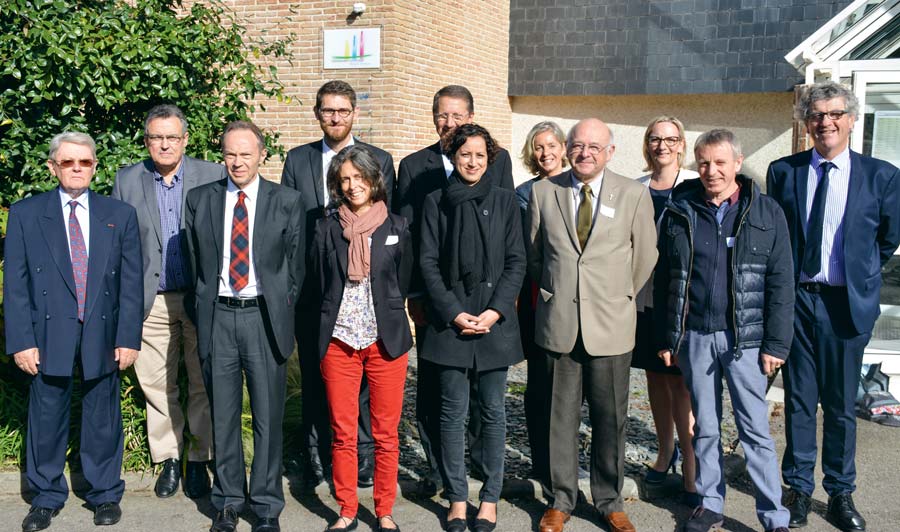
3, 189, 143, 379
766, 149, 900, 335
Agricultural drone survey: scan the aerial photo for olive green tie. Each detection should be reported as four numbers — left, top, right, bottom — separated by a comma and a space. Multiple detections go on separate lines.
577, 184, 593, 249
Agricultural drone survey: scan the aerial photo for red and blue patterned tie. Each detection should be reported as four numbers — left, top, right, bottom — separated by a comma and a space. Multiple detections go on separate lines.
229, 191, 249, 291
68, 200, 88, 321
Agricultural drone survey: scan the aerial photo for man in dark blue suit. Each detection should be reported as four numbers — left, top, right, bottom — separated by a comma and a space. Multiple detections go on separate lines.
4, 132, 143, 531
767, 81, 900, 532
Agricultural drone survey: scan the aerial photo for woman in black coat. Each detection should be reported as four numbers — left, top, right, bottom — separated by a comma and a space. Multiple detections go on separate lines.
419, 124, 525, 532
313, 145, 412, 532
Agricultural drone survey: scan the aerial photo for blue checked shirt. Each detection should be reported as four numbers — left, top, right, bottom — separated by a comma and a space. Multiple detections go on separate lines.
156, 163, 189, 291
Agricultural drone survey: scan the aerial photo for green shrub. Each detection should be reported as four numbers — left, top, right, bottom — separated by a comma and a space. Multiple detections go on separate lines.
0, 0, 295, 202
0, 0, 298, 471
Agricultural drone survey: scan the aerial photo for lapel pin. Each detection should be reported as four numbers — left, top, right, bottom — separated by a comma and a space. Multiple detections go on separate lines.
107, 223, 115, 228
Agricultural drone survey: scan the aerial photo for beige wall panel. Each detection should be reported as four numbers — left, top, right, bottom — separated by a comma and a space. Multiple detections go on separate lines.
510, 93, 796, 189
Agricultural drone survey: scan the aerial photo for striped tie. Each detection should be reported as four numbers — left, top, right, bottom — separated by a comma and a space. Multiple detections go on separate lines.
68, 200, 88, 321
229, 191, 250, 290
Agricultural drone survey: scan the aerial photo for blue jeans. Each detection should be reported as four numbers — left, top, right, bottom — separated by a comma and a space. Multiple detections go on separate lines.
679, 329, 789, 530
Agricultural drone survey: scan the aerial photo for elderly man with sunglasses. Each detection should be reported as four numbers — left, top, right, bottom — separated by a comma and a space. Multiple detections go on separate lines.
5, 132, 143, 531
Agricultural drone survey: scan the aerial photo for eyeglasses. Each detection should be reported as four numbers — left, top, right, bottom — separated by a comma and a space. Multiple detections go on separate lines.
568, 143, 610, 156
146, 134, 185, 144
648, 136, 682, 147
806, 110, 849, 122
52, 158, 95, 169
435, 113, 469, 123
318, 108, 353, 119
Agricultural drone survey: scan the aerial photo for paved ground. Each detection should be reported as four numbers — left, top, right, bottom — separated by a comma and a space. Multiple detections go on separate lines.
2, 406, 898, 532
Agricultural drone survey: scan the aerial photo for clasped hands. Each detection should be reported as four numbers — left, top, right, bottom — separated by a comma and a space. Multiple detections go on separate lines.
453, 309, 502, 335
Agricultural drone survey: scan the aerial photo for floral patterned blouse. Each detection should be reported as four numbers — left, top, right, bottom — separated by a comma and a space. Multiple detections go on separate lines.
333, 275, 379, 350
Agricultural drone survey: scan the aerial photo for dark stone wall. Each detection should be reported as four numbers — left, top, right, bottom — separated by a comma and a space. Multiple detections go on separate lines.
509, 0, 854, 96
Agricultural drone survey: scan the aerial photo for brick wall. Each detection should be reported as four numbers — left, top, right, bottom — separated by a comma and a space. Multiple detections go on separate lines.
208, 0, 512, 178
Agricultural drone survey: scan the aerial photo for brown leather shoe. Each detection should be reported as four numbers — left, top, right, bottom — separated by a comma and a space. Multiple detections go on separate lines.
539, 508, 570, 532
604, 511, 636, 532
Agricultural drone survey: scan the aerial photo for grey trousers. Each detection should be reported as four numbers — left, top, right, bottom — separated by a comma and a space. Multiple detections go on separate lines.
548, 336, 631, 514
679, 329, 789, 530
204, 302, 287, 519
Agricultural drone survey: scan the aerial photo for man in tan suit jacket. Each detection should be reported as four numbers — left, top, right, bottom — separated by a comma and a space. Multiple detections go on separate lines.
528, 119, 657, 532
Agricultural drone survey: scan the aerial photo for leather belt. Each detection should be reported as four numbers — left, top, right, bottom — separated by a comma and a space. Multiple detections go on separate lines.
799, 282, 845, 294
216, 295, 261, 308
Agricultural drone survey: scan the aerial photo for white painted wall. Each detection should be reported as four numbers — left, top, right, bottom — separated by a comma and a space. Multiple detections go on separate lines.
509, 92, 796, 188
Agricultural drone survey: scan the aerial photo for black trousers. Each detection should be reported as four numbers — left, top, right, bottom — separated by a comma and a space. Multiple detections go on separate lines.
548, 335, 631, 514
782, 286, 869, 497
205, 303, 287, 518
414, 325, 484, 485
437, 365, 508, 503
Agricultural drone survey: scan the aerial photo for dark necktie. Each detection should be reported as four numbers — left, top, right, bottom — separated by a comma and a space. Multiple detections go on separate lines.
802, 161, 833, 278
67, 200, 88, 321
577, 184, 593, 249
229, 191, 250, 291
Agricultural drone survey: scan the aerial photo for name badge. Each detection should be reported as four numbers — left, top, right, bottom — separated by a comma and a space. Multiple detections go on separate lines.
726, 237, 736, 248
385, 235, 399, 245
599, 204, 615, 218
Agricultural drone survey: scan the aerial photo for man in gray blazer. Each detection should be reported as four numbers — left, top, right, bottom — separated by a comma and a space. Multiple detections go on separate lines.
112, 104, 225, 499
528, 119, 657, 532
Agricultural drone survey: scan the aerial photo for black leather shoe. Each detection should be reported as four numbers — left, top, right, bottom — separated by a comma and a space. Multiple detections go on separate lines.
827, 493, 866, 531
184, 460, 212, 498
357, 454, 374, 488
472, 517, 497, 532
154, 458, 181, 498
445, 517, 467, 532
783, 488, 811, 528
302, 452, 326, 489
93, 502, 122, 526
253, 517, 280, 532
417, 477, 440, 497
22, 507, 59, 532
324, 516, 358, 531
682, 506, 724, 532
211, 507, 240, 532
376, 516, 400, 532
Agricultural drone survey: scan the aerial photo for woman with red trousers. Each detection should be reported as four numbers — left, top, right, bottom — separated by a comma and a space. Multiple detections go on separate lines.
314, 145, 413, 532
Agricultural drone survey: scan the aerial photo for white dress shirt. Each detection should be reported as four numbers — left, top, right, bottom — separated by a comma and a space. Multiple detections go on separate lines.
322, 137, 355, 205
802, 147, 851, 286
218, 176, 261, 297
441, 152, 454, 179
59, 188, 90, 258
570, 171, 604, 227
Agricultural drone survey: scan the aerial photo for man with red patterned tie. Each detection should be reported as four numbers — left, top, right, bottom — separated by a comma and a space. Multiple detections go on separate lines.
4, 132, 143, 532
185, 121, 305, 532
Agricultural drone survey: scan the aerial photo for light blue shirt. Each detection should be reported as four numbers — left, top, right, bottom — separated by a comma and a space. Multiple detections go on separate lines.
803, 147, 851, 285
59, 187, 90, 259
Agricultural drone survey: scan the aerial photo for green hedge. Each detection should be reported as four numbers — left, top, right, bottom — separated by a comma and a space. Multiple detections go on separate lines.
0, 0, 300, 471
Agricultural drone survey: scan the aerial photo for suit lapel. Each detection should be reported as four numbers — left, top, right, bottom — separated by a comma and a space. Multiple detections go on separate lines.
369, 219, 390, 284
552, 172, 580, 252
180, 157, 196, 229
39, 191, 77, 298
593, 173, 622, 248
209, 180, 226, 272
844, 150, 865, 259
426, 142, 449, 191
84, 191, 112, 321
254, 178, 272, 267
310, 142, 325, 208
331, 220, 349, 283
794, 151, 812, 244
140, 162, 163, 246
